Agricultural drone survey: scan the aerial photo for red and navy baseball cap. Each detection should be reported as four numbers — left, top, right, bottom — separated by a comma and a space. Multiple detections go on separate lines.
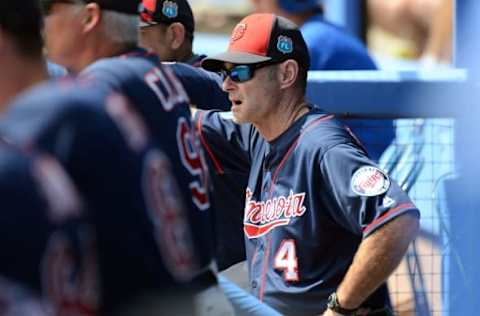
39, 0, 141, 15
201, 13, 310, 72
139, 0, 195, 35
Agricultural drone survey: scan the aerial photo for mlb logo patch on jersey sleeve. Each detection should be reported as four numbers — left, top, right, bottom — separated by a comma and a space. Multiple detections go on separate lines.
351, 166, 390, 196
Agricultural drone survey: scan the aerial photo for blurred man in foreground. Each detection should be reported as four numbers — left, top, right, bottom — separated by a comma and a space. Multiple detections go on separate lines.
38, 0, 234, 313
0, 2, 99, 314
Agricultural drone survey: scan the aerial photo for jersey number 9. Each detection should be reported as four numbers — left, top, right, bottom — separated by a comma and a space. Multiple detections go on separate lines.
176, 117, 210, 211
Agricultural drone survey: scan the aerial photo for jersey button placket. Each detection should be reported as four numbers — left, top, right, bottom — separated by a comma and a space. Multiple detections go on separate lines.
250, 242, 263, 295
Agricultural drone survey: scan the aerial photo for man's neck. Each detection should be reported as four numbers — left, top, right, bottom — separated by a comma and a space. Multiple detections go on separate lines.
176, 43, 195, 64
255, 96, 310, 142
0, 57, 48, 114
72, 37, 135, 74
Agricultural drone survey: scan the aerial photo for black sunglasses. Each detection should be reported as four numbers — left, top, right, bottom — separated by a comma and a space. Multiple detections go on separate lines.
219, 61, 278, 83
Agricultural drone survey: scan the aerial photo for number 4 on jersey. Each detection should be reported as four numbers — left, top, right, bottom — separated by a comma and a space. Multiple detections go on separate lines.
274, 239, 299, 282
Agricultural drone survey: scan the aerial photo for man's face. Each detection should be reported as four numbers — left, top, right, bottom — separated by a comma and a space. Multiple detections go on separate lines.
222, 62, 280, 125
249, 0, 281, 14
139, 24, 175, 61
43, 3, 85, 71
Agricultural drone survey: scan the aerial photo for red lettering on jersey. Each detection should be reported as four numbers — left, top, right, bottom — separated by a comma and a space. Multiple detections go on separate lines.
42, 232, 100, 316
275, 196, 286, 218
143, 149, 198, 281
243, 188, 307, 239
176, 117, 210, 211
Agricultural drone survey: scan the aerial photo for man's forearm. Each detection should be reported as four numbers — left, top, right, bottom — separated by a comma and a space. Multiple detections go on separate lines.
335, 212, 420, 309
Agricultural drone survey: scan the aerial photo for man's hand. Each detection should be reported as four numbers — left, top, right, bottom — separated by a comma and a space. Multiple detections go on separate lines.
335, 213, 419, 308
321, 309, 343, 316
321, 308, 372, 316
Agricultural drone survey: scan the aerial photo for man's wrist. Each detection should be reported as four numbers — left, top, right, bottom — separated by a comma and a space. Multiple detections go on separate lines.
335, 288, 363, 309
326, 292, 359, 315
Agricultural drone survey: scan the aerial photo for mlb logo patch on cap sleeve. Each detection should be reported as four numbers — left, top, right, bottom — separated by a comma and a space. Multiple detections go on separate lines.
351, 166, 390, 196
277, 35, 293, 54
162, 0, 178, 18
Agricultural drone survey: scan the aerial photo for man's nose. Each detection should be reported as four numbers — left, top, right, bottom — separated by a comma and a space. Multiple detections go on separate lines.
222, 75, 236, 92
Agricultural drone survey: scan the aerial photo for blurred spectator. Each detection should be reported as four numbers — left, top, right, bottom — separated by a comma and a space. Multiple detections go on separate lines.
421, 0, 452, 65
368, 0, 452, 65
250, 0, 377, 70
249, 0, 393, 162
139, 0, 206, 66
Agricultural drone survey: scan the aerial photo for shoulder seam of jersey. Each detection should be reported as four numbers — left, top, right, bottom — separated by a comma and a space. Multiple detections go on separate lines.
196, 111, 225, 174
317, 140, 354, 166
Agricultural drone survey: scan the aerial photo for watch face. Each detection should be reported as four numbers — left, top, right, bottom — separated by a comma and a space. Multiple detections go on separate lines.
327, 293, 357, 314
327, 292, 338, 308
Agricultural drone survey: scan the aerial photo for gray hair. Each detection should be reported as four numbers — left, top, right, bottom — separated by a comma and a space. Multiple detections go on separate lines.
101, 10, 138, 46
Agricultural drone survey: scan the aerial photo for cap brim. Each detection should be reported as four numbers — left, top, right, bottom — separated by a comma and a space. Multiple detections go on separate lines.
201, 51, 271, 71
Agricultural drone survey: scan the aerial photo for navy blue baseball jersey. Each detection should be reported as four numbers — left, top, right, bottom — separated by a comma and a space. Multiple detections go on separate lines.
0, 276, 47, 316
167, 61, 231, 112
167, 60, 249, 270
195, 107, 420, 316
0, 144, 99, 315
1, 82, 207, 312
162, 57, 249, 270
79, 48, 216, 273
162, 61, 249, 270
80, 48, 248, 269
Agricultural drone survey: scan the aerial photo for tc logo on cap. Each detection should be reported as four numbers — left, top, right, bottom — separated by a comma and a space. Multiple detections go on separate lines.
277, 36, 293, 54
231, 23, 247, 42
162, 1, 178, 18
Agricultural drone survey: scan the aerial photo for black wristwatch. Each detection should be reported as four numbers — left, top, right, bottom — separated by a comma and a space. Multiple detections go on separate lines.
327, 292, 358, 315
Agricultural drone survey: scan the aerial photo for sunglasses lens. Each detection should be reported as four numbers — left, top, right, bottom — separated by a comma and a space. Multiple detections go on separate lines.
230, 66, 252, 82
221, 65, 253, 83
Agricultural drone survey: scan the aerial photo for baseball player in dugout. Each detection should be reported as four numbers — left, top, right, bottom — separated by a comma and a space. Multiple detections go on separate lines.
197, 13, 421, 316
139, 0, 206, 66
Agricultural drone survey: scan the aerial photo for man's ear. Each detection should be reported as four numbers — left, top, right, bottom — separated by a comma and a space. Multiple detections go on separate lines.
167, 22, 186, 50
82, 2, 102, 34
278, 59, 299, 89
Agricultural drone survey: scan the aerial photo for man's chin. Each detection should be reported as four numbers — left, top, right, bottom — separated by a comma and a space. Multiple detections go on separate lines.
232, 112, 246, 124
232, 116, 242, 124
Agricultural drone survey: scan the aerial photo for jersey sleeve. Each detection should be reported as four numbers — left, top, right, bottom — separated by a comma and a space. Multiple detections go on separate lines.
319, 143, 420, 238
167, 63, 231, 111
194, 110, 251, 175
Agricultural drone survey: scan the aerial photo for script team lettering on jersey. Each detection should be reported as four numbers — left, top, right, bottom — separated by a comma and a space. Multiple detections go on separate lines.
243, 188, 307, 239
